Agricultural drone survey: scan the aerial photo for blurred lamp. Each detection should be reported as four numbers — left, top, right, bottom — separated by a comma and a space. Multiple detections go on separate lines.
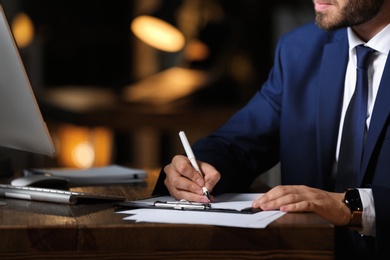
56, 124, 113, 169
123, 67, 208, 105
11, 12, 34, 48
131, 15, 185, 52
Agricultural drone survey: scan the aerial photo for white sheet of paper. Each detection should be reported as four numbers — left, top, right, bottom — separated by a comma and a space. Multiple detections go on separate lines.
120, 209, 284, 228
117, 193, 286, 228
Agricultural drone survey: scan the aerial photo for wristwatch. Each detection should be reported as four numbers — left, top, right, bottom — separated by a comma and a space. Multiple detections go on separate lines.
343, 188, 363, 230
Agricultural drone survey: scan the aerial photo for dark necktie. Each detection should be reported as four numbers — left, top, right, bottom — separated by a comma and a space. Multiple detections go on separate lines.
336, 45, 375, 192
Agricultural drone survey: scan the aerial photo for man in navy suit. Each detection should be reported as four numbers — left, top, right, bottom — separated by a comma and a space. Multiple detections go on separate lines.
153, 0, 390, 257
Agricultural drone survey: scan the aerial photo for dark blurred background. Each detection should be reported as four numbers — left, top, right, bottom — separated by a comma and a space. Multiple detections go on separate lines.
0, 0, 313, 180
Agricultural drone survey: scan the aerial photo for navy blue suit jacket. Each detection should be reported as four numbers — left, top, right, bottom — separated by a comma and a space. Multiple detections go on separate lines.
154, 22, 390, 254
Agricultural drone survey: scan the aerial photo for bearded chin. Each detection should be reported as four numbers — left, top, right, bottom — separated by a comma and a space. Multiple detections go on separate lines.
315, 12, 336, 31
315, 12, 347, 31
315, 13, 329, 31
315, 0, 384, 32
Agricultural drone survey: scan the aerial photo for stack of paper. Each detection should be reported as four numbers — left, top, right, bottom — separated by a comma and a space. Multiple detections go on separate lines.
117, 194, 285, 229
24, 165, 147, 186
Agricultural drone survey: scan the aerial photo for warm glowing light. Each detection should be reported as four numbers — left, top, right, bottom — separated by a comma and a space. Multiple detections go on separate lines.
131, 15, 185, 52
72, 142, 95, 169
56, 124, 113, 169
184, 40, 210, 61
11, 12, 34, 48
123, 67, 208, 105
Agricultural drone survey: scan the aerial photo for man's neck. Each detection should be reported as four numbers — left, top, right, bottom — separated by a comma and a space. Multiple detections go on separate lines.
352, 1, 390, 42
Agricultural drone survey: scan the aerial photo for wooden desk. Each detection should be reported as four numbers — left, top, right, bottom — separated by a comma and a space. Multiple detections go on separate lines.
0, 170, 334, 259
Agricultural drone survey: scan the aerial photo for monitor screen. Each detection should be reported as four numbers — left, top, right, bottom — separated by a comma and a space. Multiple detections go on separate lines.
0, 5, 55, 157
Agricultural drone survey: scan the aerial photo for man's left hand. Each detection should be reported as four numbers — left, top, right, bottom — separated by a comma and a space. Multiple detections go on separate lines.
252, 185, 351, 226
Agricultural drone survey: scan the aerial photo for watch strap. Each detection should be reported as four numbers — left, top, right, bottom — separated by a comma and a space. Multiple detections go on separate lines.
343, 188, 363, 230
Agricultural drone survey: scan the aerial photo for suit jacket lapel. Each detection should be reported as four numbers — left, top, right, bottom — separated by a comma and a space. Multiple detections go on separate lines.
317, 33, 349, 189
360, 53, 390, 184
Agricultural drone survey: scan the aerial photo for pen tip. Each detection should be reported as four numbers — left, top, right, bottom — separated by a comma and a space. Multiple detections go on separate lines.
204, 190, 211, 202
201, 187, 211, 202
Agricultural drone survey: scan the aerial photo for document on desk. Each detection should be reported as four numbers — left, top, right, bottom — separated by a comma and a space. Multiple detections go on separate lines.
116, 193, 286, 229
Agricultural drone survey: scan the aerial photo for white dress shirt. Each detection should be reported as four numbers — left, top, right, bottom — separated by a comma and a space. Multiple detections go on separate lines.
336, 23, 390, 236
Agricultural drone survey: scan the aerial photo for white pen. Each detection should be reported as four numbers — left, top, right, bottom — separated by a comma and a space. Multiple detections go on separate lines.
179, 131, 211, 201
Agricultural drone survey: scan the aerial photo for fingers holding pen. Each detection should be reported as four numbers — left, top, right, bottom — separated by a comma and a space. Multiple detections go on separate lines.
164, 178, 209, 203
163, 155, 221, 203
164, 156, 203, 191
172, 155, 205, 185
198, 160, 220, 193
163, 156, 209, 202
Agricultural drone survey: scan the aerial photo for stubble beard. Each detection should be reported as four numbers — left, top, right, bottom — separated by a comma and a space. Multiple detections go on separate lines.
315, 0, 384, 31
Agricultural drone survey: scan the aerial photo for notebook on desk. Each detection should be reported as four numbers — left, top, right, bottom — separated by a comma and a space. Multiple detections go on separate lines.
23, 165, 147, 186
0, 184, 126, 204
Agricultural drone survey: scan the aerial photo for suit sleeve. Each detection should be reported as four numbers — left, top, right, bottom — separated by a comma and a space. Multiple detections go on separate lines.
153, 37, 289, 196
371, 185, 390, 251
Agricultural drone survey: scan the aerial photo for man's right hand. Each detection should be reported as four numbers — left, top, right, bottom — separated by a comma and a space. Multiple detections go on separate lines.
163, 155, 221, 203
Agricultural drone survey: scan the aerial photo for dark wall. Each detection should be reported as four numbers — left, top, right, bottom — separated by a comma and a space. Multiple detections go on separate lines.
1, 0, 314, 103
18, 0, 133, 89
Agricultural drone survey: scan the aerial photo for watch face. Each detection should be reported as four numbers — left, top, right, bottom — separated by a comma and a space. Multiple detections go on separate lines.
344, 189, 363, 211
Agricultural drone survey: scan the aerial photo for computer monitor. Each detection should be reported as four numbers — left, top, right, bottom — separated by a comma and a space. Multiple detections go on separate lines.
0, 5, 55, 157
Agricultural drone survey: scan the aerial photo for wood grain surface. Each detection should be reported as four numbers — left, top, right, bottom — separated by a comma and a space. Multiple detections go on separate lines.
0, 169, 334, 259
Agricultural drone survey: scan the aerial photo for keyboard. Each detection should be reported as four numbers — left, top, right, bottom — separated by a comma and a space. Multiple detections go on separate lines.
0, 184, 126, 205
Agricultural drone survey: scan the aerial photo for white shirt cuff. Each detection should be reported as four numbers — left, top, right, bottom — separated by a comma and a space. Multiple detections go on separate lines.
358, 188, 376, 237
